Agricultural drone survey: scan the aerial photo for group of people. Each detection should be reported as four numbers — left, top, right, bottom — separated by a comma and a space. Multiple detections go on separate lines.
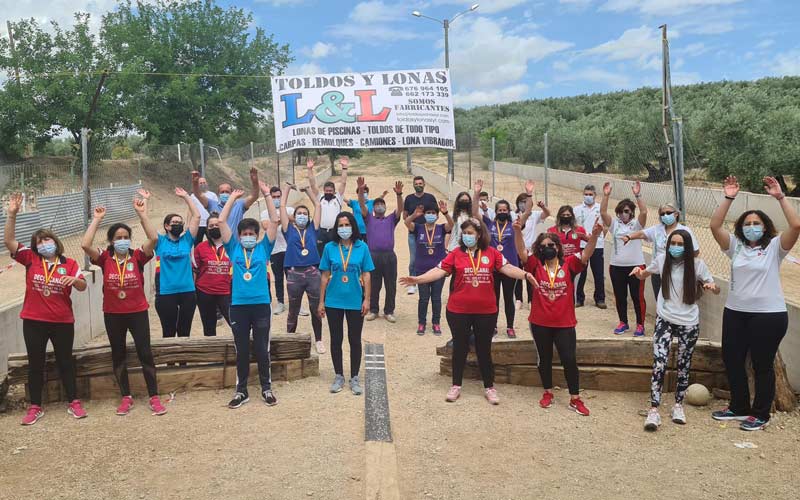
4, 155, 797, 433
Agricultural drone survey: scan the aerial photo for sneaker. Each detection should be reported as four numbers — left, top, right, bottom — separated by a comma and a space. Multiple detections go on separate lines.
407, 285, 417, 295
671, 403, 686, 425
445, 339, 454, 349
417, 324, 426, 336
262, 390, 278, 406
485, 387, 500, 405
365, 312, 377, 321
299, 306, 310, 317
644, 407, 661, 431
21, 405, 44, 426
492, 327, 498, 342
385, 314, 397, 323
116, 395, 134, 416
350, 376, 363, 396
570, 398, 590, 416
446, 385, 461, 402
432, 324, 442, 336
228, 392, 249, 409
613, 322, 630, 335
711, 408, 749, 421
272, 302, 285, 315
149, 396, 167, 416
68, 400, 87, 419
506, 327, 517, 339
596, 301, 608, 309
515, 300, 523, 310
331, 374, 346, 393
315, 340, 326, 354
539, 391, 554, 408
634, 324, 645, 337
740, 416, 768, 431
576, 301, 584, 308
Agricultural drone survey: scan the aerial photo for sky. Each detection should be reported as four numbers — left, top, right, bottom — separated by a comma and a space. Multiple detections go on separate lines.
1, 0, 799, 108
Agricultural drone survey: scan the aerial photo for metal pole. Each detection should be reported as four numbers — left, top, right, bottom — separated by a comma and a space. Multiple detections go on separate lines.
199, 138, 205, 178
468, 133, 472, 188
81, 128, 91, 270
250, 141, 255, 169
177, 143, 182, 163
674, 120, 687, 219
491, 137, 496, 199
276, 151, 281, 187
544, 132, 549, 206
291, 153, 296, 185
444, 19, 454, 195
406, 148, 412, 174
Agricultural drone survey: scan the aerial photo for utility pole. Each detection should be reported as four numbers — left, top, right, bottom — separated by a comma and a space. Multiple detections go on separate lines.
661, 24, 686, 219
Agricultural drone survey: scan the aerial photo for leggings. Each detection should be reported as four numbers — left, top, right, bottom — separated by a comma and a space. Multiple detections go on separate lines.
286, 266, 323, 341
326, 307, 364, 378
270, 251, 286, 304
514, 264, 532, 303
530, 324, 580, 395
104, 311, 158, 397
230, 304, 272, 394
650, 316, 700, 407
23, 319, 77, 406
155, 291, 197, 337
418, 277, 445, 325
493, 272, 516, 328
196, 290, 231, 336
609, 265, 646, 326
446, 311, 495, 388
722, 308, 788, 421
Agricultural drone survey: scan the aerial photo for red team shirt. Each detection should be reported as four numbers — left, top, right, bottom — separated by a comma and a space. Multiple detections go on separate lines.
193, 241, 232, 295
525, 254, 585, 328
438, 246, 507, 314
94, 248, 152, 314
13, 246, 83, 324
546, 226, 587, 257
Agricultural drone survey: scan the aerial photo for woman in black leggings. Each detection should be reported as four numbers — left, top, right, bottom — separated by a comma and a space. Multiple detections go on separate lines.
710, 176, 800, 431
193, 212, 232, 336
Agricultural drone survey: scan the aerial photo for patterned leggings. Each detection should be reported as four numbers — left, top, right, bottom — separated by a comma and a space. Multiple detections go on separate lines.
651, 316, 700, 407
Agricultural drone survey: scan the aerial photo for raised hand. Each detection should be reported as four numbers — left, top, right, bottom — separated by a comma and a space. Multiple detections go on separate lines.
136, 188, 151, 200
394, 181, 404, 195
537, 200, 546, 210
339, 156, 349, 169
632, 181, 641, 197
285, 181, 297, 191
438, 199, 448, 213
259, 180, 271, 195
356, 176, 366, 192
175, 187, 189, 198
525, 179, 535, 195
229, 188, 245, 201
307, 158, 315, 170
603, 181, 612, 196
381, 190, 390, 199
414, 205, 425, 217
133, 198, 146, 214
764, 176, 783, 199
93, 206, 107, 220
474, 179, 484, 193
513, 218, 523, 231
591, 221, 604, 237
723, 176, 740, 198
7, 193, 23, 215
250, 166, 259, 183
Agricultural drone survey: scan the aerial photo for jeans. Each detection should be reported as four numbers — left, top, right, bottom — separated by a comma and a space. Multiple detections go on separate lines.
286, 266, 323, 341
196, 290, 231, 336
23, 320, 76, 406
270, 251, 286, 304
104, 311, 158, 397
369, 250, 397, 315
407, 233, 416, 276
230, 304, 272, 394
576, 248, 605, 304
326, 307, 364, 378
418, 277, 445, 325
446, 311, 495, 388
155, 291, 197, 337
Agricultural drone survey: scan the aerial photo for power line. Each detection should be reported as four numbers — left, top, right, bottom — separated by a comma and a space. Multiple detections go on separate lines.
9, 69, 274, 79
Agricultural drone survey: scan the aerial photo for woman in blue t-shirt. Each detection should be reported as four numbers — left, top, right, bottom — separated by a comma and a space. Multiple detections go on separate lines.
154, 187, 200, 338
219, 187, 279, 409
318, 212, 375, 395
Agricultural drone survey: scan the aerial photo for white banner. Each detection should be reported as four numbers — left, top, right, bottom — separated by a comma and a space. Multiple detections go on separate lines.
271, 68, 455, 153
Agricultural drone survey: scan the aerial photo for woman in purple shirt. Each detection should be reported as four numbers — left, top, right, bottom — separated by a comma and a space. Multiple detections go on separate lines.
404, 199, 454, 336
472, 179, 518, 339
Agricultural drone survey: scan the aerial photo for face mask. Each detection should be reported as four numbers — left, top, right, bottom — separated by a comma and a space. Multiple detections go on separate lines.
541, 247, 557, 261
743, 225, 764, 242
37, 242, 57, 258
660, 213, 676, 226
200, 185, 208, 193
374, 205, 387, 215
424, 214, 437, 224
240, 235, 257, 249
462, 234, 477, 248
496, 212, 510, 222
517, 202, 527, 212
414, 185, 424, 193
323, 193, 335, 201
457, 200, 470, 210
559, 216, 572, 225
668, 245, 685, 259
113, 239, 131, 254
219, 193, 230, 204
584, 195, 595, 205
207, 228, 221, 240
337, 226, 353, 240
295, 214, 309, 228
169, 224, 184, 236
362, 192, 369, 200
619, 212, 632, 223
272, 198, 281, 209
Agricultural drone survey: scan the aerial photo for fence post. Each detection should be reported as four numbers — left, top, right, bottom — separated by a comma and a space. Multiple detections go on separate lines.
406, 148, 412, 174
491, 137, 496, 199
250, 141, 255, 169
544, 132, 549, 207
291, 152, 296, 185
81, 128, 91, 270
199, 138, 206, 178
177, 143, 182, 163
673, 120, 687, 220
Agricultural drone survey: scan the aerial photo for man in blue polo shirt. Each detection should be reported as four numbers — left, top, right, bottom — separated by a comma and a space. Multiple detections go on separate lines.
192, 168, 260, 240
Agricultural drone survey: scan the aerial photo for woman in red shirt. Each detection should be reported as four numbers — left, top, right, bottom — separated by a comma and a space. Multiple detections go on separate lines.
4, 193, 88, 426
546, 205, 588, 258
513, 218, 603, 416
81, 192, 166, 416
401, 218, 534, 405
193, 212, 232, 336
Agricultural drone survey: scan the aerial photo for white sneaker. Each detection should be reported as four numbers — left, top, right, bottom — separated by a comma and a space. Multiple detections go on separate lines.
671, 403, 687, 425
299, 306, 310, 317
315, 340, 326, 354
515, 300, 523, 310
385, 314, 397, 323
406, 285, 417, 295
644, 407, 661, 432
272, 302, 285, 315
365, 312, 377, 321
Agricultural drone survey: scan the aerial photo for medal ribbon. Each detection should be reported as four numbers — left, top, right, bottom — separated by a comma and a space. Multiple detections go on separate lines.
546, 261, 560, 291
41, 257, 58, 286
295, 225, 307, 251
467, 249, 482, 281
114, 253, 130, 289
213, 243, 226, 262
338, 243, 353, 274
243, 248, 253, 271
495, 220, 508, 245
424, 223, 436, 249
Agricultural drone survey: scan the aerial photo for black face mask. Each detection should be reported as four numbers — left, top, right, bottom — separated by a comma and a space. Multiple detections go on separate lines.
207, 228, 221, 240
559, 216, 573, 225
323, 193, 335, 201
541, 247, 557, 261
169, 224, 184, 236
496, 212, 510, 222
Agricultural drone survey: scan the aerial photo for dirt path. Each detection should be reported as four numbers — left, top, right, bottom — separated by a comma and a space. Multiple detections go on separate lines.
1, 156, 799, 500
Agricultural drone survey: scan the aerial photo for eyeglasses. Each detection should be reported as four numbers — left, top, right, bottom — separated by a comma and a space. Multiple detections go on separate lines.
660, 211, 675, 216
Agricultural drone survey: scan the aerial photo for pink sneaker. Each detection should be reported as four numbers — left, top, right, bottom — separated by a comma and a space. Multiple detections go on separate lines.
506, 327, 517, 339
116, 395, 133, 416
21, 405, 44, 426
149, 395, 167, 416
446, 385, 461, 402
485, 387, 500, 405
67, 400, 87, 419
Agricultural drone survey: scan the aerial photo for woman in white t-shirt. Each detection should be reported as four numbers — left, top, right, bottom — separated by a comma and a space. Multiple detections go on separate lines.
631, 230, 719, 431
600, 181, 648, 337
709, 176, 800, 431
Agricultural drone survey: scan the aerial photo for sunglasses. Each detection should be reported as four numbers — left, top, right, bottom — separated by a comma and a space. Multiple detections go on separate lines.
541, 243, 557, 249
660, 211, 675, 216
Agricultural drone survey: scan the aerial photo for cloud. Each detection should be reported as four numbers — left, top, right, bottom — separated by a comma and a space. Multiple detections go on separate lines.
583, 26, 661, 67
559, 0, 594, 9
255, 0, 308, 5
554, 67, 632, 89
285, 61, 325, 76
453, 84, 529, 107
329, 1, 420, 43
683, 42, 709, 57
756, 39, 775, 50
772, 49, 800, 76
429, 0, 528, 14
600, 0, 744, 16
302, 42, 336, 59
2, 0, 123, 34
677, 18, 735, 35
671, 71, 701, 85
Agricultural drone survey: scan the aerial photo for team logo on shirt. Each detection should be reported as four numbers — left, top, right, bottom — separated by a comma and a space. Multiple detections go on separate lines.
557, 269, 565, 278
571, 233, 578, 240
57, 267, 66, 275
481, 256, 490, 264
127, 262, 134, 271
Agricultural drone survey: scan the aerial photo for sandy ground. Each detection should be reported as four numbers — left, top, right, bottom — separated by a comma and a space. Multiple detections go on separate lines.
1, 156, 799, 500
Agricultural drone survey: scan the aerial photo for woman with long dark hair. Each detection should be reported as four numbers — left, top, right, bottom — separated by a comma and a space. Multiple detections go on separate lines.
448, 191, 472, 252
547, 205, 587, 258
5, 193, 88, 425
709, 176, 800, 431
193, 212, 232, 336
631, 230, 719, 431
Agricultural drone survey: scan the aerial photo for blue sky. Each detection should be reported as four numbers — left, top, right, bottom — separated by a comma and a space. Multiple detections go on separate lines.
3, 0, 799, 107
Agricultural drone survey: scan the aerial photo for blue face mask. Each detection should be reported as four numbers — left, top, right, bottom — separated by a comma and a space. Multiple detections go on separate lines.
743, 224, 764, 242
462, 234, 477, 248
424, 213, 437, 224
37, 242, 57, 258
240, 235, 257, 249
113, 239, 131, 254
584, 195, 595, 205
668, 245, 685, 259
295, 214, 309, 228
219, 193, 230, 204
337, 226, 353, 240
660, 213, 676, 226
272, 198, 281, 209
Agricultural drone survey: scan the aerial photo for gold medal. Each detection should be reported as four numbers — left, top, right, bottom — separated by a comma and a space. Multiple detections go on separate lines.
472, 279, 479, 288
301, 248, 309, 256
295, 225, 308, 257
424, 223, 437, 254
545, 260, 560, 303
338, 243, 354, 285
118, 290, 127, 300
114, 253, 130, 300
42, 288, 51, 297
242, 247, 255, 282
41, 257, 58, 298
549, 291, 555, 301
342, 275, 349, 283
243, 271, 252, 281
467, 249, 482, 289
495, 220, 509, 253
427, 248, 434, 255
497, 244, 504, 252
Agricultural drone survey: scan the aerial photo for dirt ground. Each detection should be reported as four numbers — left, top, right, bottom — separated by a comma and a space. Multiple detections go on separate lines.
1, 156, 799, 500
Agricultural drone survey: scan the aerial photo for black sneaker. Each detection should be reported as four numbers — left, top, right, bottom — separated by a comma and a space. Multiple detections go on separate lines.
262, 390, 277, 406
576, 301, 584, 308
228, 392, 249, 409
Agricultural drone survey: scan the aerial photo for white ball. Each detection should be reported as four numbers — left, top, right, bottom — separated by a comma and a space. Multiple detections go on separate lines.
685, 384, 712, 406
